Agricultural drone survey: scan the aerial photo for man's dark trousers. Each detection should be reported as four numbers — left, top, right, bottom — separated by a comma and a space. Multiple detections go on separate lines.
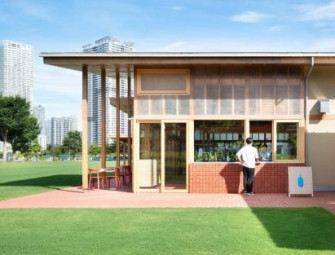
243, 166, 255, 193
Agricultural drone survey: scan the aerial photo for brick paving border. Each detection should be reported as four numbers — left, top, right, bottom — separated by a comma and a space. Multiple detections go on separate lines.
0, 187, 334, 214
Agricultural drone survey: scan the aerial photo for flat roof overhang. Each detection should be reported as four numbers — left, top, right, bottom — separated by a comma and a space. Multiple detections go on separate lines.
40, 52, 335, 75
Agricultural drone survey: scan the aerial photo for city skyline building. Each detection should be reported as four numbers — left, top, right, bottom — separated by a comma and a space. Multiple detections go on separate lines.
33, 105, 47, 150
33, 105, 45, 135
0, 40, 33, 102
82, 36, 134, 145
45, 116, 78, 147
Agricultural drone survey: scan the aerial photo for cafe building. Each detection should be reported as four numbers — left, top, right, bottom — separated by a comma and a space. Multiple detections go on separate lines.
41, 52, 335, 193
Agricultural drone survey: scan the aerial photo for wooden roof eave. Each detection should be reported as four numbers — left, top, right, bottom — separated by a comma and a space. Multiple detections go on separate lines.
42, 56, 318, 68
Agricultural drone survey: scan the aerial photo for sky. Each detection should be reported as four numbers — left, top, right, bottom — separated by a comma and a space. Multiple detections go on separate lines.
1, 0, 335, 130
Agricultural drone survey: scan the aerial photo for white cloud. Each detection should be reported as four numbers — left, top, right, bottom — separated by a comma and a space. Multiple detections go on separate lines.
266, 26, 284, 32
171, 6, 185, 11
9, 0, 54, 22
149, 38, 302, 52
309, 39, 335, 51
162, 41, 187, 51
231, 11, 271, 23
162, 6, 185, 11
297, 1, 335, 21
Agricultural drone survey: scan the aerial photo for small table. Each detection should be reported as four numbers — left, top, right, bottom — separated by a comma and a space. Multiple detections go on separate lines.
88, 168, 106, 190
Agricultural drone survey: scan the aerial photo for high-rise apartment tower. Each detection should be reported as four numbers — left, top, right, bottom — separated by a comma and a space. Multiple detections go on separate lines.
82, 36, 134, 145
0, 40, 33, 102
45, 116, 78, 146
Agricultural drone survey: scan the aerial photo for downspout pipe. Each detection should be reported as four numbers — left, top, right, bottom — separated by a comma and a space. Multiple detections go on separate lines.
305, 56, 314, 165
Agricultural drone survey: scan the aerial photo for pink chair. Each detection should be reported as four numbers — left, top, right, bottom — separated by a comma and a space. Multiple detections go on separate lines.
88, 168, 106, 190
122, 165, 132, 186
106, 167, 121, 189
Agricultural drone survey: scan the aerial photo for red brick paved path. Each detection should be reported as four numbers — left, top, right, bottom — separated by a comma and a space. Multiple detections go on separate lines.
0, 187, 334, 214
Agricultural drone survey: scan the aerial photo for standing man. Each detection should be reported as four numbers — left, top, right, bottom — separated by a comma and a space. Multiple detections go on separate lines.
236, 137, 259, 195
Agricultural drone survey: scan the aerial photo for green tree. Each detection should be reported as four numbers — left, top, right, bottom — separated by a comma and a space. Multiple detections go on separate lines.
0, 96, 40, 162
62, 131, 81, 159
25, 139, 42, 161
107, 141, 116, 154
50, 145, 63, 160
89, 144, 101, 157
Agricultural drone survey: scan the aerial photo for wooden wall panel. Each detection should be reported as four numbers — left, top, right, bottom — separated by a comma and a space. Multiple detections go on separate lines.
275, 84, 289, 115
178, 95, 190, 115
249, 84, 260, 115
220, 85, 233, 115
206, 84, 219, 115
135, 65, 304, 119
138, 96, 149, 115
261, 84, 275, 115
289, 85, 301, 115
151, 95, 163, 115
234, 85, 246, 115
165, 95, 177, 115
194, 83, 205, 115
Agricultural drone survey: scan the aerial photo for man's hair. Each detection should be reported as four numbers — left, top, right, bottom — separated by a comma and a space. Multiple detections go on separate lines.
263, 144, 268, 148
246, 137, 253, 144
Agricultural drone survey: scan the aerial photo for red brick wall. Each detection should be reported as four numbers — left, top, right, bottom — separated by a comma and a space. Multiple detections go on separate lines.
189, 163, 305, 193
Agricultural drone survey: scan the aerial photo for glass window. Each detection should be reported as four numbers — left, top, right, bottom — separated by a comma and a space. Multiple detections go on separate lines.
194, 120, 244, 162
250, 121, 272, 162
276, 122, 298, 160
140, 123, 161, 159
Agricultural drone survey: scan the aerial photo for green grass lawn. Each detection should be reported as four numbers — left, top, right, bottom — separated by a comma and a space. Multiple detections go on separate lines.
0, 161, 115, 200
0, 208, 334, 255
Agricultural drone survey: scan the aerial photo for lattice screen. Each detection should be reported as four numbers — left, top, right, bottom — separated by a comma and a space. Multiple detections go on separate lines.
136, 65, 304, 118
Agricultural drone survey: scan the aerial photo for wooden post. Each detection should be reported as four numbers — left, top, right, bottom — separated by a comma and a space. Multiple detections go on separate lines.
123, 141, 126, 165
116, 70, 120, 167
82, 65, 89, 189
101, 67, 106, 169
127, 72, 132, 166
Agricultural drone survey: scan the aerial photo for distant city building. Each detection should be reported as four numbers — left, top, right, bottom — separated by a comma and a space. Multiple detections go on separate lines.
33, 105, 47, 149
37, 135, 47, 150
44, 119, 51, 146
46, 116, 78, 146
0, 40, 33, 102
33, 105, 45, 134
83, 36, 134, 145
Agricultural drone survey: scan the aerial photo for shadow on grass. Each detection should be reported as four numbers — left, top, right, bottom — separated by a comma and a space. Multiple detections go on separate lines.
251, 207, 335, 251
0, 175, 81, 190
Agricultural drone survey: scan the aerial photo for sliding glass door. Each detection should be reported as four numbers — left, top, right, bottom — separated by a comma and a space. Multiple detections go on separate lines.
162, 121, 187, 192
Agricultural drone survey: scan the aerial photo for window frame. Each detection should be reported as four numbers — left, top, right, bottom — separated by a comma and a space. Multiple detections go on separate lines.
137, 69, 191, 95
191, 119, 305, 163
273, 120, 305, 163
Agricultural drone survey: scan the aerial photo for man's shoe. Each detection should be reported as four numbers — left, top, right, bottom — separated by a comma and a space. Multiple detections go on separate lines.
249, 192, 255, 195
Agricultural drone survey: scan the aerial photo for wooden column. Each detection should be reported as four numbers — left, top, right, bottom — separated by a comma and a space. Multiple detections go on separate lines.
82, 65, 89, 189
101, 67, 106, 168
127, 73, 132, 166
116, 70, 120, 167
123, 142, 126, 165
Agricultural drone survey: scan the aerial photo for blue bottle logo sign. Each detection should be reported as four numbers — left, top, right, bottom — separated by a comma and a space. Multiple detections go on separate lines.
297, 174, 304, 188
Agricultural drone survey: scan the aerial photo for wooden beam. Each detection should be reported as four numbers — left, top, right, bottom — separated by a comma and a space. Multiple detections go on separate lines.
309, 114, 335, 120
116, 70, 120, 167
82, 65, 88, 189
101, 67, 106, 168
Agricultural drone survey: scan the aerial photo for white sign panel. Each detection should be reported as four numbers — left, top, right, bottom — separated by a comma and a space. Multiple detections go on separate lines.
288, 167, 313, 197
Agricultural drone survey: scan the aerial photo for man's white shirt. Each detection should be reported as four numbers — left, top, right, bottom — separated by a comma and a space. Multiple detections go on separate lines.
236, 145, 259, 168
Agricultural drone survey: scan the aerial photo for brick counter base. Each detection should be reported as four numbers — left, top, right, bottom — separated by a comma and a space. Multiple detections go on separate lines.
189, 163, 305, 193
